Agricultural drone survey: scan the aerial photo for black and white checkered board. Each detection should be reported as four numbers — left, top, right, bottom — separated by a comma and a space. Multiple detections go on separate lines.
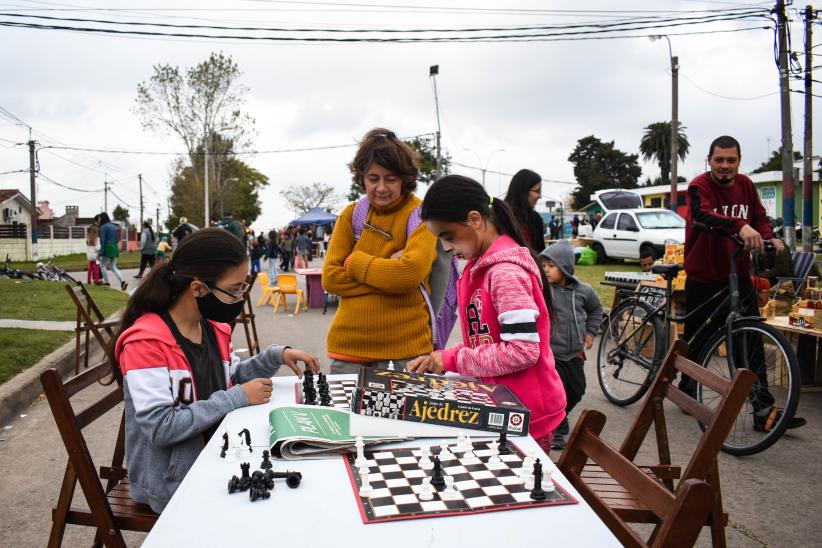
344, 440, 577, 524
358, 382, 497, 419
294, 379, 356, 409
396, 383, 496, 405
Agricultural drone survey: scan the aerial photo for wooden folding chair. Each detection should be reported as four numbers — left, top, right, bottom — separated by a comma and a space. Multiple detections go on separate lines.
41, 365, 158, 547
558, 339, 756, 547
229, 272, 261, 355
65, 282, 119, 375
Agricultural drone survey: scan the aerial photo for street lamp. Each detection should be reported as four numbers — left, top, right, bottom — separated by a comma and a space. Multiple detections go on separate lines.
463, 148, 506, 190
649, 34, 679, 212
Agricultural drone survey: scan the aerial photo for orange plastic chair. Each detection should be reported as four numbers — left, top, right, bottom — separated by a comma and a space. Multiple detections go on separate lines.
255, 273, 280, 307
273, 273, 307, 314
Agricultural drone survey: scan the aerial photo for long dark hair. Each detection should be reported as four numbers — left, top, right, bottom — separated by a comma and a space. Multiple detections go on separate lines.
143, 221, 155, 243
109, 228, 247, 380
420, 175, 554, 319
504, 169, 541, 226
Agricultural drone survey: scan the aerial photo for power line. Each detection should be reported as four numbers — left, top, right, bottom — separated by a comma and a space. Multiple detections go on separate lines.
38, 172, 104, 193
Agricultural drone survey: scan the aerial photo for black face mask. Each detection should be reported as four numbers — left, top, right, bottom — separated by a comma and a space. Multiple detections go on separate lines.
196, 291, 245, 323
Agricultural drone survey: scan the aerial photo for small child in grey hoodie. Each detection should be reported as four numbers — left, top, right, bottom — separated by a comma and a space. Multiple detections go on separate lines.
539, 240, 603, 449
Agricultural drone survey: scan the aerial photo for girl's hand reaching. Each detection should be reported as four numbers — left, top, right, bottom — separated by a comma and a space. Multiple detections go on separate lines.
406, 351, 444, 375
242, 378, 273, 405
282, 347, 321, 377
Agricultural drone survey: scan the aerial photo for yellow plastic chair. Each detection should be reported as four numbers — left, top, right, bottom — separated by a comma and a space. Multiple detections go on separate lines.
255, 273, 280, 307
273, 273, 307, 314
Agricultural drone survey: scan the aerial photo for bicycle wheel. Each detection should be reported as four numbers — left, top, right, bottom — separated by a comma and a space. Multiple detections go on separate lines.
597, 298, 664, 405
696, 319, 800, 456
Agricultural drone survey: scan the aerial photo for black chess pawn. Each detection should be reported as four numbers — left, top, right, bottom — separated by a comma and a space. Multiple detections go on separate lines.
529, 458, 546, 501
319, 383, 332, 406
498, 430, 510, 455
227, 475, 240, 494
220, 431, 229, 458
430, 455, 446, 490
260, 449, 273, 470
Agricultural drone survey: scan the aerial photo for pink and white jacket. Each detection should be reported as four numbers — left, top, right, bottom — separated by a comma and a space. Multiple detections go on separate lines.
441, 235, 566, 439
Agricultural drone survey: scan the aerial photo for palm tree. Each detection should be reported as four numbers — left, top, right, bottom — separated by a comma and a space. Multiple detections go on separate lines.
639, 121, 690, 186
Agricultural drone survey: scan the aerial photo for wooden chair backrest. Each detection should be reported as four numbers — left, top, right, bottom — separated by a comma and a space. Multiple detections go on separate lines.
230, 272, 261, 355
40, 364, 129, 546
561, 409, 715, 548
65, 282, 117, 365
616, 339, 756, 484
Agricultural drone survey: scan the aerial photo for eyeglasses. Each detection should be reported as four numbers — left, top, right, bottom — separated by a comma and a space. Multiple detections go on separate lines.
205, 281, 250, 303
363, 222, 392, 240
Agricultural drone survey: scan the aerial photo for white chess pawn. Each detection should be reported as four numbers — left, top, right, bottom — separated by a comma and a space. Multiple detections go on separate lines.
456, 432, 468, 452
354, 436, 367, 470
418, 477, 434, 501
544, 467, 556, 493
487, 440, 502, 466
359, 468, 373, 496
387, 360, 395, 371
441, 476, 460, 500
462, 433, 473, 452
462, 445, 479, 464
439, 442, 454, 460
419, 445, 433, 470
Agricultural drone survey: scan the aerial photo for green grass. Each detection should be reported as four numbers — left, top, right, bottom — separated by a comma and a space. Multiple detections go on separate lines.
9, 251, 146, 272
0, 279, 129, 321
0, 328, 73, 385
572, 262, 642, 310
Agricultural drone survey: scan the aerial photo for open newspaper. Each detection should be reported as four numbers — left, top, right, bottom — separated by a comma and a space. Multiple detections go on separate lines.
268, 404, 405, 460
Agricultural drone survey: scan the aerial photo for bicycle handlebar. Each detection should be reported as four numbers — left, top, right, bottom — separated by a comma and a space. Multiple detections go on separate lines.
692, 221, 775, 253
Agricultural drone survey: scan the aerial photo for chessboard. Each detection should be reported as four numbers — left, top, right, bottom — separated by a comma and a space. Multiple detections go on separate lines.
390, 379, 496, 405
344, 439, 576, 524
294, 378, 356, 409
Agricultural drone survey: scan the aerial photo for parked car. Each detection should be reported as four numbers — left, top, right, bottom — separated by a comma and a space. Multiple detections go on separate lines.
590, 208, 685, 263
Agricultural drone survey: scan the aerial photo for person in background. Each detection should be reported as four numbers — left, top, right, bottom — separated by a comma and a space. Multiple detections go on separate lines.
279, 231, 294, 272
172, 216, 195, 250
156, 236, 172, 264
577, 217, 593, 238
249, 240, 264, 273
571, 214, 580, 238
97, 212, 127, 291
407, 175, 565, 454
539, 240, 603, 449
295, 228, 312, 269
217, 212, 243, 240
112, 228, 319, 512
593, 211, 603, 228
86, 225, 102, 285
265, 231, 281, 284
135, 221, 157, 279
640, 248, 657, 272
504, 168, 546, 253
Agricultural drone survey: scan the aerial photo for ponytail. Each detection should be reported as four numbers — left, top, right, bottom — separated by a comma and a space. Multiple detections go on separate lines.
107, 228, 247, 382
421, 175, 555, 320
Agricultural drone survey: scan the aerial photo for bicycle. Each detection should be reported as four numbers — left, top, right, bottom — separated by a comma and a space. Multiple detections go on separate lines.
35, 259, 77, 283
597, 227, 801, 455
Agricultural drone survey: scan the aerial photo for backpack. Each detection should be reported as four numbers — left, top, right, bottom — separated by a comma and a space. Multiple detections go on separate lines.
352, 196, 459, 350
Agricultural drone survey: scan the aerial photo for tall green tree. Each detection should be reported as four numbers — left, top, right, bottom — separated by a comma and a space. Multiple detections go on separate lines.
347, 136, 450, 200
638, 121, 690, 186
569, 136, 642, 209
112, 205, 129, 223
752, 147, 802, 173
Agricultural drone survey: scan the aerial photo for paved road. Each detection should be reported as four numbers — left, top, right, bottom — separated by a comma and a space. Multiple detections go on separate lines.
1, 262, 820, 546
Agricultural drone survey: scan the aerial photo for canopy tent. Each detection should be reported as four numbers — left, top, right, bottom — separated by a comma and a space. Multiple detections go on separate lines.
290, 207, 337, 226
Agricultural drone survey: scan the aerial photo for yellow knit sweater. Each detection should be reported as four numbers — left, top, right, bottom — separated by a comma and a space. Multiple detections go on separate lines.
323, 193, 437, 361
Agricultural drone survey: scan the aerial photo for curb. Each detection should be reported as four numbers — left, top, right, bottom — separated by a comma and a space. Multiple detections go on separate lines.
0, 336, 103, 428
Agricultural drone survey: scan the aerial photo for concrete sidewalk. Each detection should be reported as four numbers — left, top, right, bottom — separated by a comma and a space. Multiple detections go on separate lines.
0, 319, 77, 330
1, 259, 820, 546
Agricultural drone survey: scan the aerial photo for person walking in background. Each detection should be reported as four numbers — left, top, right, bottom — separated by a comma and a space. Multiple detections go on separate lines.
85, 225, 102, 285
172, 216, 195, 250
97, 212, 127, 291
295, 228, 312, 269
571, 214, 580, 238
279, 231, 294, 272
249, 240, 264, 273
265, 231, 281, 284
135, 221, 157, 279
539, 240, 603, 449
504, 168, 546, 253
156, 236, 172, 264
217, 212, 243, 240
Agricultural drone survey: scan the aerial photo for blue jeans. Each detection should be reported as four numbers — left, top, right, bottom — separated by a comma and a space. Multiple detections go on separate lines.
267, 258, 278, 284
100, 256, 124, 285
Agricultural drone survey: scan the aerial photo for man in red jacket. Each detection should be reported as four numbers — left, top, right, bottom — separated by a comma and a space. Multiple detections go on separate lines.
683, 135, 805, 431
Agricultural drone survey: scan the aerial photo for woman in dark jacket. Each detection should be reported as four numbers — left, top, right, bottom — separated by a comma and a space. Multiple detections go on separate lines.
504, 168, 546, 253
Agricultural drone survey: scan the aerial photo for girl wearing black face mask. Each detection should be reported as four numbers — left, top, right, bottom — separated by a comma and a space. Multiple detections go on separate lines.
110, 228, 320, 513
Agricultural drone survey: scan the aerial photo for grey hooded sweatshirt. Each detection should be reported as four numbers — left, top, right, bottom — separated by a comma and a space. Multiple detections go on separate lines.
540, 241, 603, 361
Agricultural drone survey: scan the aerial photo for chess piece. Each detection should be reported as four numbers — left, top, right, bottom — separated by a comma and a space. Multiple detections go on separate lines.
419, 445, 433, 470
224, 429, 239, 463
530, 458, 546, 501
260, 449, 273, 470
387, 360, 395, 371
441, 476, 460, 500
418, 477, 434, 501
487, 439, 502, 465
430, 456, 446, 490
359, 468, 373, 496
462, 444, 479, 464
456, 432, 468, 452
438, 442, 454, 460
219, 430, 229, 459
239, 428, 252, 452
250, 486, 270, 502
354, 436, 368, 470
498, 430, 510, 454
544, 466, 555, 493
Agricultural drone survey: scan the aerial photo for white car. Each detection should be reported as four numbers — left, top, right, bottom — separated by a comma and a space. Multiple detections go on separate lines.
590, 208, 685, 262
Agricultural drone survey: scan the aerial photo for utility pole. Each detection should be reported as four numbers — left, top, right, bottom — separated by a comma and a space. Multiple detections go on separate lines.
429, 65, 443, 179
802, 5, 816, 251
670, 53, 679, 212
777, 0, 797, 251
156, 204, 161, 236
204, 132, 210, 227
103, 178, 109, 215
138, 173, 144, 229
28, 140, 38, 260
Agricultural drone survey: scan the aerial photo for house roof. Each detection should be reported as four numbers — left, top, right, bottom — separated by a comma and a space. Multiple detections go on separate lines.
0, 189, 23, 204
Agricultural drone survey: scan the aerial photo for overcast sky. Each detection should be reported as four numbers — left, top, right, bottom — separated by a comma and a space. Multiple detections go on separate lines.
0, 0, 816, 230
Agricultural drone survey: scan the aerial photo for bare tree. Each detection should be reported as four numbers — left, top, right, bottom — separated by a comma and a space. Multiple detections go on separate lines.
281, 183, 341, 215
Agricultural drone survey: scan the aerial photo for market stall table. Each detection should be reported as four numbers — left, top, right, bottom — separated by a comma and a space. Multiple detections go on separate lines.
142, 375, 620, 548
765, 316, 822, 388
295, 267, 324, 309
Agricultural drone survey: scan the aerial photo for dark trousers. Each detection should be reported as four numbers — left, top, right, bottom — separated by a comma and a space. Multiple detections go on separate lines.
280, 251, 292, 271
682, 276, 774, 410
555, 356, 586, 435
137, 253, 156, 276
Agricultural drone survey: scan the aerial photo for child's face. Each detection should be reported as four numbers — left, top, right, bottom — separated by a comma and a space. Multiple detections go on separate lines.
425, 214, 485, 260
542, 259, 565, 284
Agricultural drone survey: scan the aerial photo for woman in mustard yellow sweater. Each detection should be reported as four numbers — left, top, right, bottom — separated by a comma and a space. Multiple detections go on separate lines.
322, 129, 438, 373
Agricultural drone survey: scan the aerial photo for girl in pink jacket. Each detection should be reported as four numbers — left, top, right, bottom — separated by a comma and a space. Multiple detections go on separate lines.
408, 175, 566, 452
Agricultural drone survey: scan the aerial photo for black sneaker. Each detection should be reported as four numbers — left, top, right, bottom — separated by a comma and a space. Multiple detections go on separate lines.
551, 434, 566, 450
752, 408, 807, 432
121, 281, 128, 291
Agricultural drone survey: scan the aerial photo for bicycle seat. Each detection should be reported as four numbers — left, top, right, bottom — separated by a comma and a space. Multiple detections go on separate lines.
651, 263, 684, 279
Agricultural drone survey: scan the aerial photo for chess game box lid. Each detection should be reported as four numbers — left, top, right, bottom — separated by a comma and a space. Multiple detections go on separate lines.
350, 369, 530, 436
